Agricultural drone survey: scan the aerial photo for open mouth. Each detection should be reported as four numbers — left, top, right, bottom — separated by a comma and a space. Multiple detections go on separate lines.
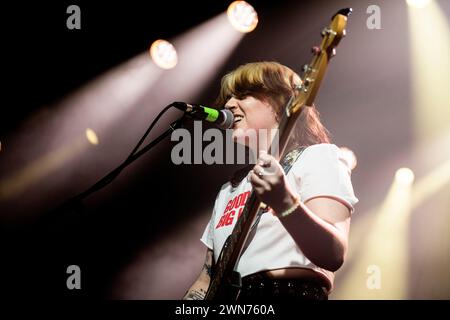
233, 114, 244, 125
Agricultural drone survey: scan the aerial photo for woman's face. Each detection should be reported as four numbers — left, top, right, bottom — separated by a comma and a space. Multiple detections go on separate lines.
225, 95, 279, 149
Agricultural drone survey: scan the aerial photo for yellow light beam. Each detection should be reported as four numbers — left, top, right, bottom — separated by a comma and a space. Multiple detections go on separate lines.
333, 178, 412, 299
333, 155, 450, 299
406, 0, 432, 9
408, 1, 450, 146
0, 136, 88, 202
412, 158, 450, 209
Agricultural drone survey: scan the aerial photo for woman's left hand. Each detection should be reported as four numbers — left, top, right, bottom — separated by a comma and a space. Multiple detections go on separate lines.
250, 151, 299, 214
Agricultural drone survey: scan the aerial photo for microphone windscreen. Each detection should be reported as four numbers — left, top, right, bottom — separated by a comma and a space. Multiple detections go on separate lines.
218, 109, 234, 129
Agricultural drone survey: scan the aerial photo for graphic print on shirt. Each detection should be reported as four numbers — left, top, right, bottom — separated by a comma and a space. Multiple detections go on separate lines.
215, 191, 251, 229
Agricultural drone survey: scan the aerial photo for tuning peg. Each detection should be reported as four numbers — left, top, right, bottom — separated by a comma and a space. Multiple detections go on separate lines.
330, 48, 336, 57
321, 27, 337, 37
311, 46, 321, 55
302, 64, 312, 73
304, 77, 313, 87
294, 83, 308, 93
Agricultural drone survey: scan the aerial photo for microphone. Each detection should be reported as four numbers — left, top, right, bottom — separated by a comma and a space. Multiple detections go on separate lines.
172, 102, 234, 129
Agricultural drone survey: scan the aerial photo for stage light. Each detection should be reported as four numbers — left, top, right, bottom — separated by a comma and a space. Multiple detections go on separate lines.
407, 0, 450, 146
339, 147, 357, 171
85, 128, 99, 145
149, 39, 178, 70
406, 0, 432, 9
0, 12, 242, 217
395, 167, 415, 186
227, 1, 258, 33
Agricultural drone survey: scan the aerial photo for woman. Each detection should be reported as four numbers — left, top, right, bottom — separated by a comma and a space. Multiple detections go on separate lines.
183, 61, 358, 300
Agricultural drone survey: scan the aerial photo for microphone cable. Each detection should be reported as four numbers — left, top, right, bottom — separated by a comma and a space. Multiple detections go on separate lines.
60, 103, 179, 205
125, 103, 176, 162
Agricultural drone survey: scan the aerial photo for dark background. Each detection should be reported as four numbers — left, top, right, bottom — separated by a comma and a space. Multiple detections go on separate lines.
1, 0, 449, 299
1, 0, 299, 298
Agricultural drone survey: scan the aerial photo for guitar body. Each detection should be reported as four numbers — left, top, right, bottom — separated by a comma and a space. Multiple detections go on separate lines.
205, 235, 242, 300
204, 8, 352, 301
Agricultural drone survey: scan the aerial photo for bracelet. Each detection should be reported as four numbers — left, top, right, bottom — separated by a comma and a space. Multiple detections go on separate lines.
278, 198, 301, 218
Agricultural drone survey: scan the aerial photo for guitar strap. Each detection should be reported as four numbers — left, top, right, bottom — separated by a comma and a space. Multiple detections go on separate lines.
233, 146, 306, 269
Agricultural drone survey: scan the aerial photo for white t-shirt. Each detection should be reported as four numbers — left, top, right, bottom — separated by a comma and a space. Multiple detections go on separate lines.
200, 143, 359, 291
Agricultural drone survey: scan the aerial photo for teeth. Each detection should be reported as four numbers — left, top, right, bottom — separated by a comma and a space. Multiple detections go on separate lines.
234, 115, 243, 123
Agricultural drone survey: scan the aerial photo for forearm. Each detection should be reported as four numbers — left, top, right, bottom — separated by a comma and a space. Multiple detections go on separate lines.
183, 248, 213, 300
183, 282, 208, 300
274, 200, 347, 272
251, 152, 351, 272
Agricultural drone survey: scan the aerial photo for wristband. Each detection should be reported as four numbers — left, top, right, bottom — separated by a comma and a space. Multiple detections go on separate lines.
278, 198, 301, 218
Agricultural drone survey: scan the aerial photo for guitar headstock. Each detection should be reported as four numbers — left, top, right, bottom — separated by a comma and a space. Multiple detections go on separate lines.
323, 8, 352, 56
287, 8, 352, 116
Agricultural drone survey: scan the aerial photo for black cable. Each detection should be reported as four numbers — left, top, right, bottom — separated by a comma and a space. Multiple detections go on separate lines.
125, 104, 174, 162
63, 103, 179, 204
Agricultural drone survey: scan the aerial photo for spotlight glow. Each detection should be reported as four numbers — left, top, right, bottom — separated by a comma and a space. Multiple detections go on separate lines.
149, 39, 178, 70
408, 0, 450, 146
85, 128, 99, 145
227, 1, 258, 33
406, 0, 432, 8
339, 147, 357, 171
395, 167, 415, 186
333, 179, 412, 299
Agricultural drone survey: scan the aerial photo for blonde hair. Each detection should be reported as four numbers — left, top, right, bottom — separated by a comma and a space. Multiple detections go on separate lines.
216, 61, 330, 146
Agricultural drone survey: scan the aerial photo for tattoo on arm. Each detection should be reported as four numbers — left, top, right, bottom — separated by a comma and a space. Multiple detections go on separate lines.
203, 262, 212, 277
182, 249, 213, 300
183, 288, 206, 300
204, 249, 214, 277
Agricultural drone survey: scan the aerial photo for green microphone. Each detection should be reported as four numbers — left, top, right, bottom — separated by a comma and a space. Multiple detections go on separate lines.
172, 102, 234, 129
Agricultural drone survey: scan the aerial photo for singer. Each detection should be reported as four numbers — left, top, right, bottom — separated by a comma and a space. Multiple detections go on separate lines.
183, 61, 358, 301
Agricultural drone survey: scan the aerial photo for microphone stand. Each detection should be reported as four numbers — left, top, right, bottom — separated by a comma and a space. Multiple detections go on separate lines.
55, 116, 184, 214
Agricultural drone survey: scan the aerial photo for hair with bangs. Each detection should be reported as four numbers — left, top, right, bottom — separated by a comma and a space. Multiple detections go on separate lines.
216, 61, 331, 147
